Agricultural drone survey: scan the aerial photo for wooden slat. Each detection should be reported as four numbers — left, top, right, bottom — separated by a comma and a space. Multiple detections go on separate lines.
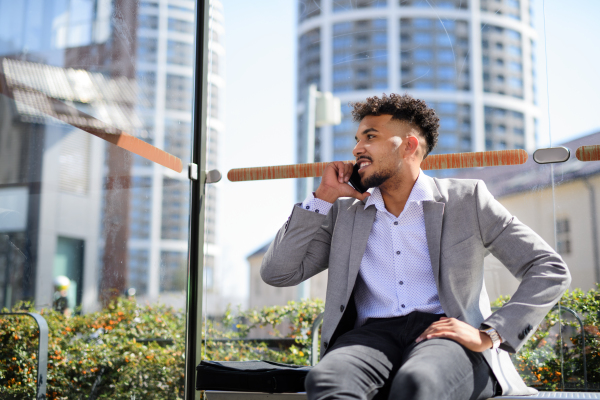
227, 149, 528, 182
576, 145, 600, 162
421, 149, 528, 170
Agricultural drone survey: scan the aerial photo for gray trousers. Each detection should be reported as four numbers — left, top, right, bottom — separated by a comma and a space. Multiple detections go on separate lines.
305, 312, 498, 400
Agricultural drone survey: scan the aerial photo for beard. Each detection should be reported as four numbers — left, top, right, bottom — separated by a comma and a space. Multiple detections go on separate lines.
361, 167, 396, 189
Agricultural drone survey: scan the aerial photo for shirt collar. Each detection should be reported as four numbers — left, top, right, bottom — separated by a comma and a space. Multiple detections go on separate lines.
364, 170, 433, 211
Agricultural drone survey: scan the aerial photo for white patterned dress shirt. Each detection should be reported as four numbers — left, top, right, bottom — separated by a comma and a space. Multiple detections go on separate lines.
301, 171, 445, 327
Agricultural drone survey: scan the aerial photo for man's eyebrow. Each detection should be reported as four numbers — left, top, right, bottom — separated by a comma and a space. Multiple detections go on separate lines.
355, 128, 378, 141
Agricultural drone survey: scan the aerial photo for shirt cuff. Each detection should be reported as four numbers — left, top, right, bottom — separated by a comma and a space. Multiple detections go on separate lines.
300, 192, 333, 215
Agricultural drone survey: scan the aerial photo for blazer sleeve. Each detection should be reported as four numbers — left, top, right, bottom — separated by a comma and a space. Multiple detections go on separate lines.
260, 202, 336, 287
475, 180, 571, 353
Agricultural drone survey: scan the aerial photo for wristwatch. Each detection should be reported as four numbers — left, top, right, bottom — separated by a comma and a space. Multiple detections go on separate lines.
479, 327, 502, 350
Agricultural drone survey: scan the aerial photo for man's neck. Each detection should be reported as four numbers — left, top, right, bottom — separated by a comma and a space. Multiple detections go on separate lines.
379, 169, 420, 218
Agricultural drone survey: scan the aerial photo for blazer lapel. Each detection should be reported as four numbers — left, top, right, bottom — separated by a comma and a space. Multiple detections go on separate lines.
347, 203, 376, 301
422, 175, 445, 288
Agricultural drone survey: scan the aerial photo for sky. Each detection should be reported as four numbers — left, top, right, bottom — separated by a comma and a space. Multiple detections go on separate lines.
214, 0, 600, 308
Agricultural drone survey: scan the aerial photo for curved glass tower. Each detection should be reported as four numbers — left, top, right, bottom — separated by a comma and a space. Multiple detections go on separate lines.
297, 0, 537, 193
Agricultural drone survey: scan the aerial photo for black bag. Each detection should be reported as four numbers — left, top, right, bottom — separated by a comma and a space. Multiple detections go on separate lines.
196, 360, 312, 393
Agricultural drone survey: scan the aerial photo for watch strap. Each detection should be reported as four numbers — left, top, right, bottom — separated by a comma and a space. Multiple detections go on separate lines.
480, 327, 502, 350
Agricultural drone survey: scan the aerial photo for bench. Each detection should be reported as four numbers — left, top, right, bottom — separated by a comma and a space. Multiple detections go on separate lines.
201, 310, 599, 400
205, 391, 600, 400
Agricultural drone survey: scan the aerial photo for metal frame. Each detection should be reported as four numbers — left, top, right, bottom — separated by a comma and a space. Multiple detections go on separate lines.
1, 312, 48, 399
491, 305, 589, 391
185, 0, 211, 399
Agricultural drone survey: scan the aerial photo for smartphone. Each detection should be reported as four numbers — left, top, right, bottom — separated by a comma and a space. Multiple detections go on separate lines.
348, 163, 368, 194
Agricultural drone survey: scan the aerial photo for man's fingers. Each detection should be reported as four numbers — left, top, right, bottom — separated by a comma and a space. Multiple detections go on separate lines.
416, 320, 457, 342
344, 163, 354, 183
425, 331, 459, 341
350, 190, 371, 202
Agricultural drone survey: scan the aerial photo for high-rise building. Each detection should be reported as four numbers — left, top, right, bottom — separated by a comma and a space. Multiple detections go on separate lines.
296, 0, 538, 197
133, 0, 224, 314
0, 0, 224, 314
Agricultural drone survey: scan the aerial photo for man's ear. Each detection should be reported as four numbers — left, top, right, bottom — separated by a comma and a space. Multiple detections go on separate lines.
405, 135, 420, 158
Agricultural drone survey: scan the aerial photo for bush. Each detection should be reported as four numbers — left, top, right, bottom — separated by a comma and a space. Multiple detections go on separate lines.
204, 298, 325, 366
1, 288, 598, 398
1, 298, 186, 399
493, 285, 600, 391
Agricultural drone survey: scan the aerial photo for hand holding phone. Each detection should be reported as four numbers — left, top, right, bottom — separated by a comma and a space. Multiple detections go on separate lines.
348, 163, 368, 194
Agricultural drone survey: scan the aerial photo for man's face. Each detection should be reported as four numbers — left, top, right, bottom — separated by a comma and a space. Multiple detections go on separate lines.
352, 114, 421, 189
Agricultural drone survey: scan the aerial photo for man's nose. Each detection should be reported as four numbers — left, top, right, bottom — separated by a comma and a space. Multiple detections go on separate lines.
353, 140, 364, 158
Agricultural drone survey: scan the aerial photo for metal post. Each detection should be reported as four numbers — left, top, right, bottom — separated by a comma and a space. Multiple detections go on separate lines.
583, 178, 600, 285
298, 84, 318, 301
305, 84, 318, 197
2, 313, 48, 399
185, 0, 210, 399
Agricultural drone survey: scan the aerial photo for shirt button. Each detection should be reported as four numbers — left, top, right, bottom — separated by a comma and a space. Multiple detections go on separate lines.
305, 205, 310, 209
396, 251, 401, 255
315, 209, 319, 213
401, 304, 406, 308
340, 305, 345, 312
399, 281, 404, 285
394, 221, 398, 225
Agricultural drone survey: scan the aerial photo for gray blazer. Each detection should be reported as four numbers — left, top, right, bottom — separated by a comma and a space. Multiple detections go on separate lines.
261, 175, 571, 396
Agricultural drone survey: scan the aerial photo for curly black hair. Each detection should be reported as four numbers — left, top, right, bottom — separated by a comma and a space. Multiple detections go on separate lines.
350, 93, 439, 158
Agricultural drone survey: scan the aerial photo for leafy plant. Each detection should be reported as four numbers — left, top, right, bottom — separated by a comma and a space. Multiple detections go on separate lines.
495, 285, 600, 391
1, 288, 598, 399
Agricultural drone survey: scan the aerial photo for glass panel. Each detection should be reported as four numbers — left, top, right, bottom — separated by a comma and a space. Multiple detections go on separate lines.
204, 0, 598, 396
203, 1, 319, 367
541, 0, 600, 392
0, 0, 197, 397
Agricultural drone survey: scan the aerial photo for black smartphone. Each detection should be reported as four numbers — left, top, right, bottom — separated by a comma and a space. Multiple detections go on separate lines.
348, 163, 368, 194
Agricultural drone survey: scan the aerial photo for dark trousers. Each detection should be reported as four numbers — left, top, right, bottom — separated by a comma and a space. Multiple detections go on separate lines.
305, 312, 498, 400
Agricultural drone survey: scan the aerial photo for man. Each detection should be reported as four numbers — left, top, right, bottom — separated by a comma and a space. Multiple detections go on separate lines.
261, 94, 570, 400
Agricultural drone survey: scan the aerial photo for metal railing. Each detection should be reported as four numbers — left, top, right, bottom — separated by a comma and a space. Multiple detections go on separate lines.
1, 312, 48, 399
492, 305, 588, 390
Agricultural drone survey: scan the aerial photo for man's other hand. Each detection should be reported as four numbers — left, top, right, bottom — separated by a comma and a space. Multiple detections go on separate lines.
415, 317, 493, 352
314, 161, 371, 203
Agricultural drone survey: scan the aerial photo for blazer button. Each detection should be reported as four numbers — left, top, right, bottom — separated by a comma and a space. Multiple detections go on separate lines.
324, 341, 328, 349
340, 305, 345, 312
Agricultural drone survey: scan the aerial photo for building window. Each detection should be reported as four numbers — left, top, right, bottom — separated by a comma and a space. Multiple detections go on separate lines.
374, 66, 387, 78
509, 45, 522, 56
415, 33, 432, 44
440, 117, 457, 131
556, 219, 571, 255
414, 65, 430, 77
414, 49, 433, 61
373, 33, 387, 45
439, 134, 457, 148
439, 50, 454, 62
413, 18, 432, 28
333, 36, 352, 49
437, 33, 455, 46
509, 61, 522, 71
438, 66, 455, 79
438, 102, 458, 113
333, 22, 352, 33
510, 78, 523, 88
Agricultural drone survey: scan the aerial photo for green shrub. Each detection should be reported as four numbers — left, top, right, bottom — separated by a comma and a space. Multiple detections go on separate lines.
204, 298, 325, 366
1, 298, 186, 399
1, 288, 598, 399
493, 285, 600, 391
